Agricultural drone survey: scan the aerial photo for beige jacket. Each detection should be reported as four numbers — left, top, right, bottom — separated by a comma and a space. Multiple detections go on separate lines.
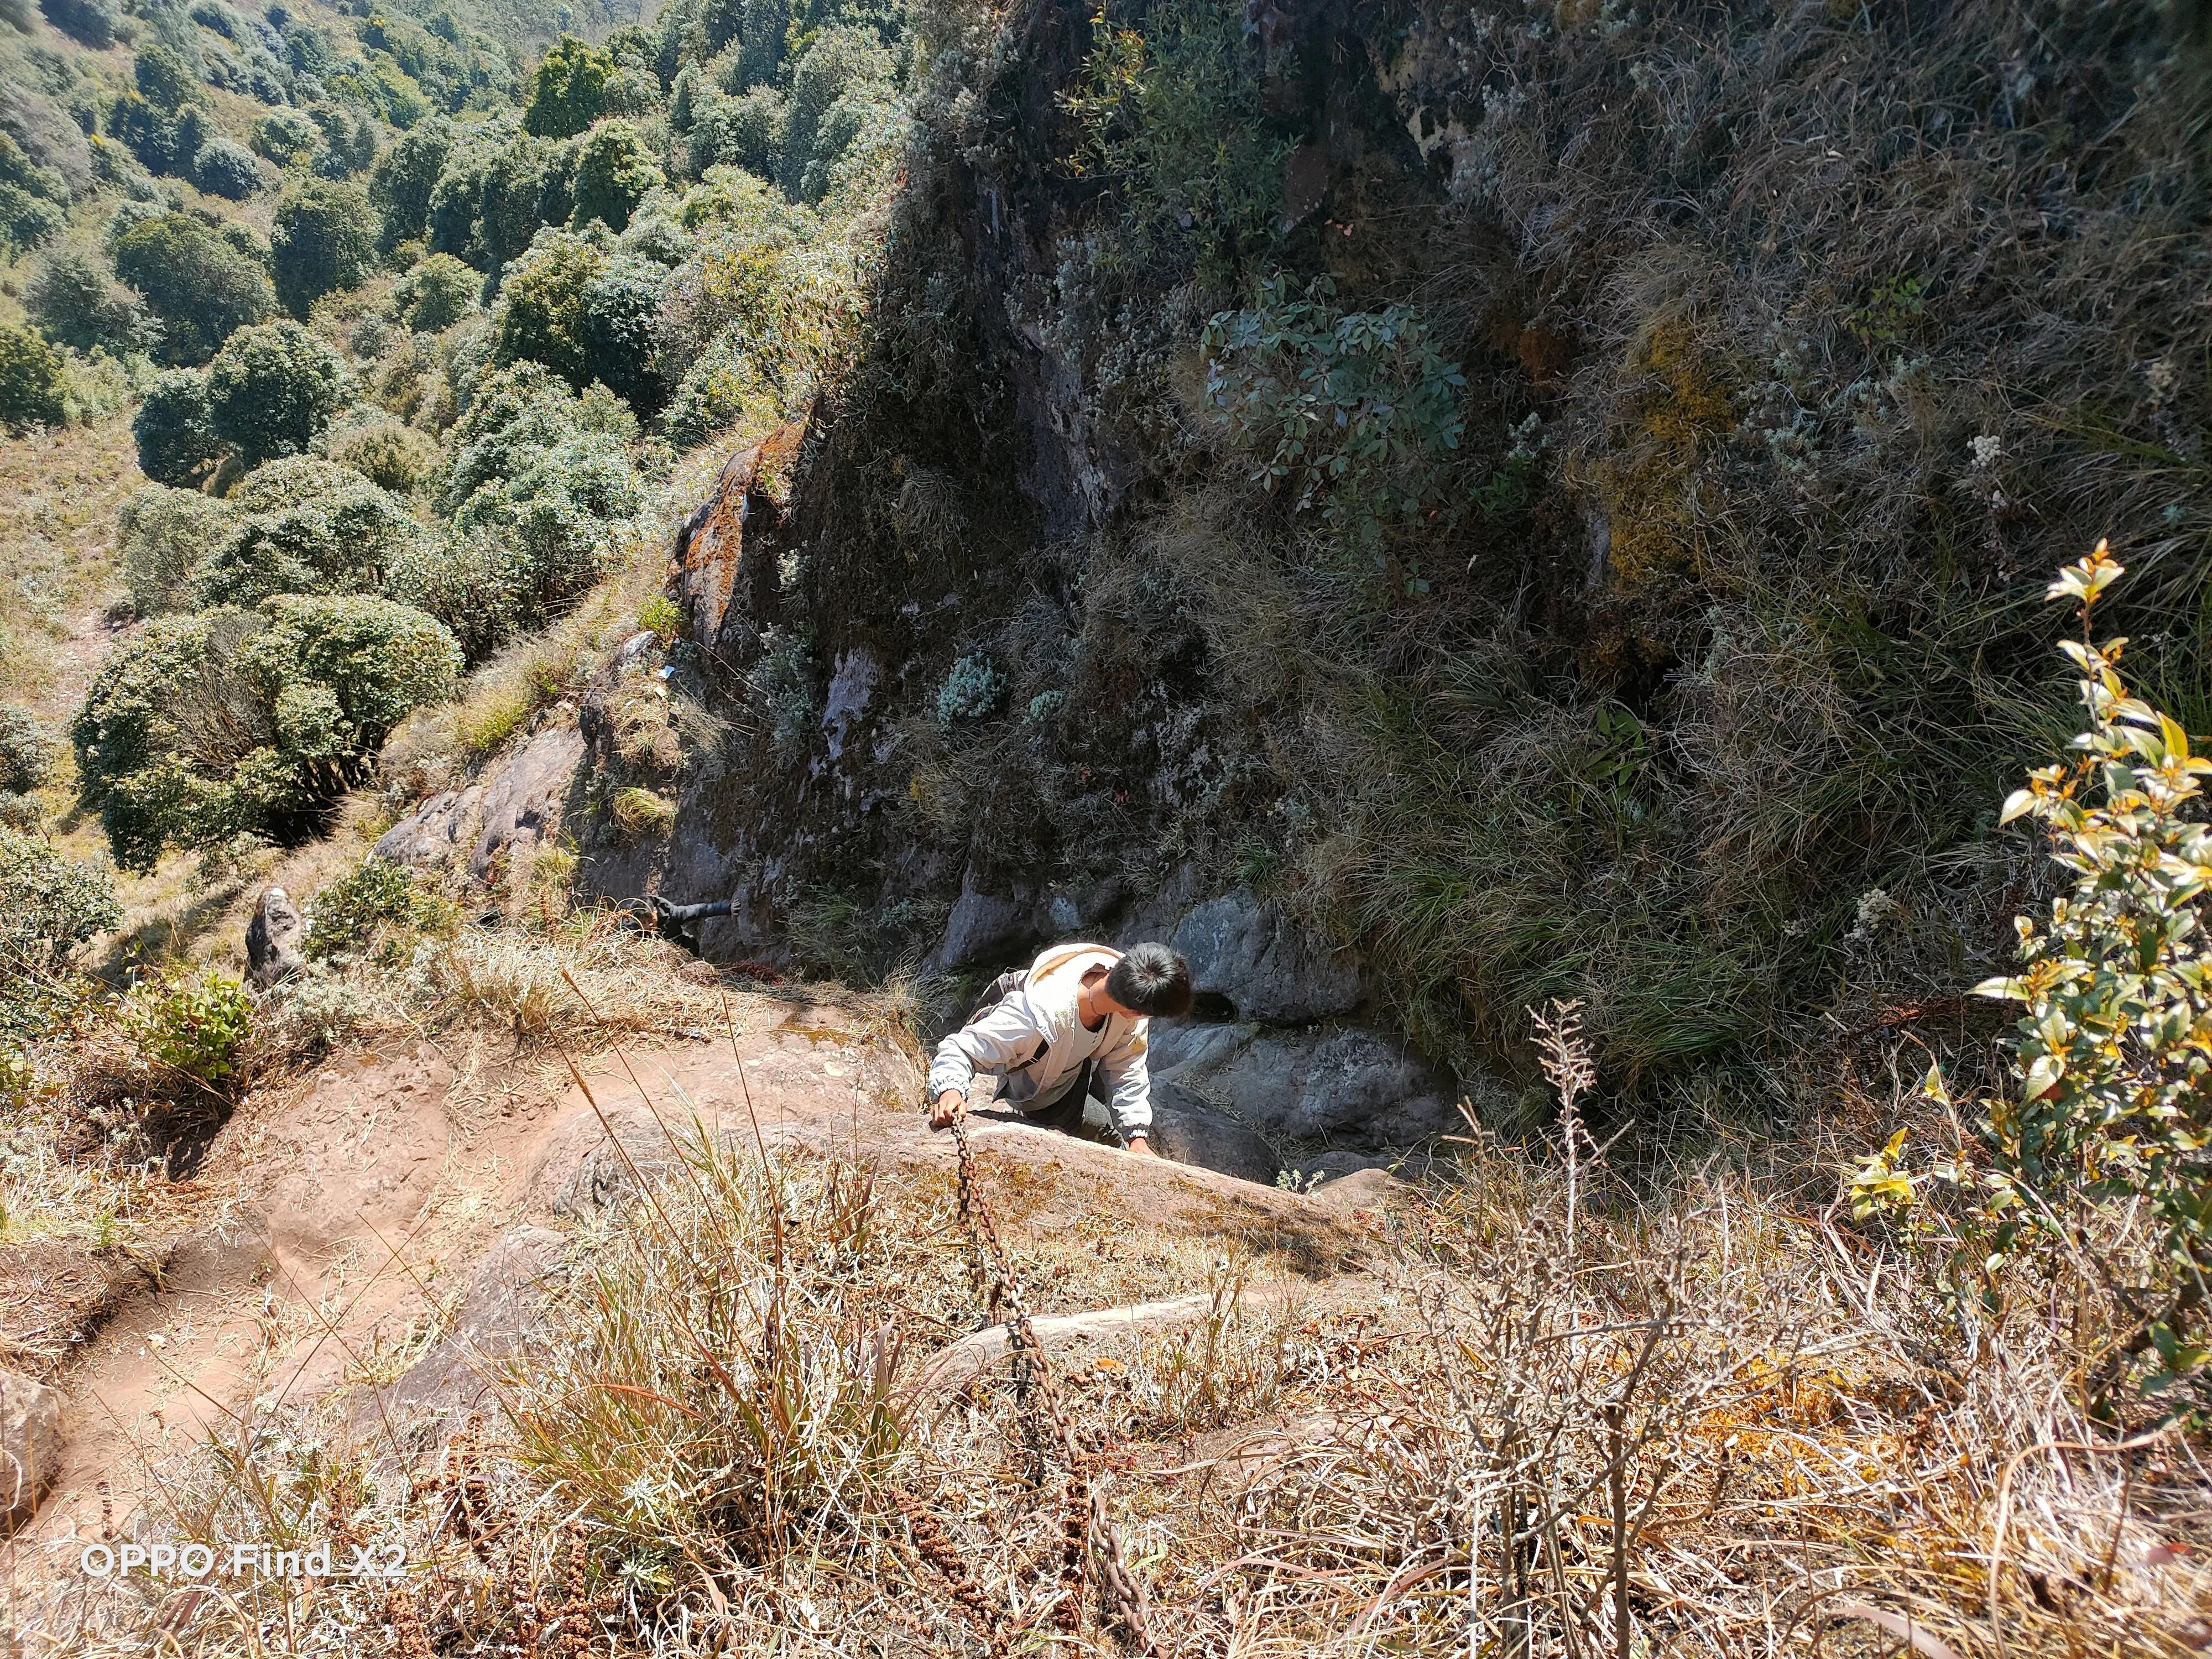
927, 943, 1153, 1133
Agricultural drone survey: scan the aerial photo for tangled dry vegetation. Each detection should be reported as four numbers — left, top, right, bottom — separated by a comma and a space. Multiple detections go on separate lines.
30, 1032, 2212, 1657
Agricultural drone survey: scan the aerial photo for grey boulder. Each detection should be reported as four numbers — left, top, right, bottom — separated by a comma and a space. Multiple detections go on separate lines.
1, 1368, 62, 1531
1168, 892, 1360, 1024
1146, 1019, 1460, 1152
246, 886, 305, 989
1147, 1086, 1281, 1186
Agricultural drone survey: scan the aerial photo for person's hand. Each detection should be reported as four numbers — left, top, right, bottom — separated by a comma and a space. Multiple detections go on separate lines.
930, 1089, 965, 1130
1124, 1134, 1156, 1159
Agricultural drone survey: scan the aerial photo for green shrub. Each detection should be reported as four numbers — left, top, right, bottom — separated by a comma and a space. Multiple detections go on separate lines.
524, 34, 613, 139
195, 465, 426, 606
116, 483, 235, 614
308, 101, 379, 180
40, 0, 117, 48
1962, 544, 2212, 1404
384, 529, 524, 664
660, 324, 773, 448
304, 855, 447, 959
0, 324, 65, 432
779, 26, 895, 205
326, 418, 440, 493
126, 964, 252, 1086
112, 211, 275, 364
26, 249, 158, 354
1202, 276, 1466, 545
0, 706, 54, 794
252, 107, 319, 168
367, 117, 451, 249
393, 249, 476, 331
0, 824, 118, 1034
569, 117, 662, 232
205, 320, 348, 467
192, 138, 263, 199
72, 596, 461, 869
131, 369, 220, 486
493, 234, 668, 410
270, 178, 378, 319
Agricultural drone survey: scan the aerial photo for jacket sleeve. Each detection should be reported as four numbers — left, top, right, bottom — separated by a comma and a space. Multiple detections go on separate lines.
1099, 1026, 1153, 1137
927, 997, 1050, 1103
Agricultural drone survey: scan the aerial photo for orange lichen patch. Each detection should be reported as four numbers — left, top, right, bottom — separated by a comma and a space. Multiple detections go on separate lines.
675, 421, 804, 644
1594, 319, 1735, 585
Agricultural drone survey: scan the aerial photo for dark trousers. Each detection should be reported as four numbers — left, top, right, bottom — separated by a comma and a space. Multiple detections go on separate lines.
1020, 1057, 1112, 1141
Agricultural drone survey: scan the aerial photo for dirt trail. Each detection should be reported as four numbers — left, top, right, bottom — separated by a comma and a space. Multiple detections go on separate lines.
5, 993, 1399, 1599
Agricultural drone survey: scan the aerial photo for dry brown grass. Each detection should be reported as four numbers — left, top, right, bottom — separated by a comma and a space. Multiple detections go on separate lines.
0, 413, 140, 714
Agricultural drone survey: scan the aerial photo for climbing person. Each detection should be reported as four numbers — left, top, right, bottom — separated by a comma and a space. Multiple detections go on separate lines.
927, 940, 1193, 1158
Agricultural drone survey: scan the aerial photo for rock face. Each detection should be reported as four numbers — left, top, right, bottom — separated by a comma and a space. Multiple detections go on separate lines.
1147, 1019, 1462, 1154
374, 724, 585, 881
245, 886, 305, 989
940, 867, 1041, 971
380, 1225, 568, 1434
0, 1368, 62, 1531
1167, 891, 1361, 1025
1147, 1092, 1281, 1186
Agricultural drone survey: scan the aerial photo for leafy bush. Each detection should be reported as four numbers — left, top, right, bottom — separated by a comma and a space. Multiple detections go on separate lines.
0, 324, 65, 432
779, 25, 895, 204
304, 855, 447, 960
493, 233, 668, 410
0, 825, 118, 1033
570, 117, 662, 232
134, 44, 197, 112
0, 706, 53, 794
205, 320, 347, 467
326, 418, 440, 493
524, 34, 613, 139
367, 117, 451, 249
195, 464, 426, 606
126, 965, 252, 1086
26, 248, 158, 354
0, 135, 70, 260
107, 93, 211, 176
116, 483, 234, 614
270, 178, 378, 318
40, 0, 116, 47
72, 596, 462, 869
393, 249, 476, 331
307, 101, 379, 180
111, 211, 275, 364
251, 107, 319, 168
384, 528, 523, 664
1962, 545, 2212, 1401
661, 324, 773, 448
131, 369, 222, 486
192, 137, 263, 199
1202, 276, 1466, 544
935, 653, 1004, 726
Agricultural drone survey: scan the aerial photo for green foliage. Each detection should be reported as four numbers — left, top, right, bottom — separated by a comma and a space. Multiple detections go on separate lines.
368, 116, 452, 248
473, 131, 568, 268
308, 101, 380, 179
326, 416, 441, 493
935, 653, 1003, 726
1968, 545, 2212, 1403
0, 133, 70, 260
116, 483, 234, 614
779, 24, 895, 204
0, 324, 64, 432
493, 231, 667, 410
192, 138, 263, 199
0, 824, 118, 1032
40, 0, 117, 48
569, 116, 662, 232
134, 43, 197, 112
0, 706, 53, 794
131, 368, 222, 486
661, 324, 775, 447
1202, 276, 1466, 543
524, 34, 613, 139
252, 107, 320, 168
270, 179, 378, 318
72, 597, 461, 868
206, 321, 347, 468
639, 592, 681, 640
111, 211, 275, 364
106, 91, 210, 176
394, 249, 477, 330
384, 527, 522, 662
1845, 274, 1927, 352
125, 964, 252, 1086
1065, 0, 1287, 278
304, 855, 447, 959
195, 461, 426, 606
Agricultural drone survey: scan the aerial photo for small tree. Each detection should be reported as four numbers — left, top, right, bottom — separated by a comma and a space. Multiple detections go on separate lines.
40, 0, 117, 47
192, 138, 263, 199
134, 43, 197, 112
0, 706, 54, 794
0, 324, 65, 432
206, 320, 347, 467
269, 179, 377, 319
393, 250, 476, 331
0, 824, 120, 1035
112, 212, 275, 364
116, 483, 236, 613
132, 371, 223, 487
27, 248, 158, 353
252, 107, 319, 168
570, 117, 662, 233
524, 34, 613, 139
367, 117, 451, 249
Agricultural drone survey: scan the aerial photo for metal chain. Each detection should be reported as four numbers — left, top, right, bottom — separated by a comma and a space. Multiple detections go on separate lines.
950, 1111, 1157, 1653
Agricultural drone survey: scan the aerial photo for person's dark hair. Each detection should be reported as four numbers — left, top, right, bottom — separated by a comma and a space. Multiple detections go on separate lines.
1107, 942, 1193, 1018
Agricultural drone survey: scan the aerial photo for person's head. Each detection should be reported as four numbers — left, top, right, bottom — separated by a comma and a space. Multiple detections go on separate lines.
1104, 942, 1193, 1019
